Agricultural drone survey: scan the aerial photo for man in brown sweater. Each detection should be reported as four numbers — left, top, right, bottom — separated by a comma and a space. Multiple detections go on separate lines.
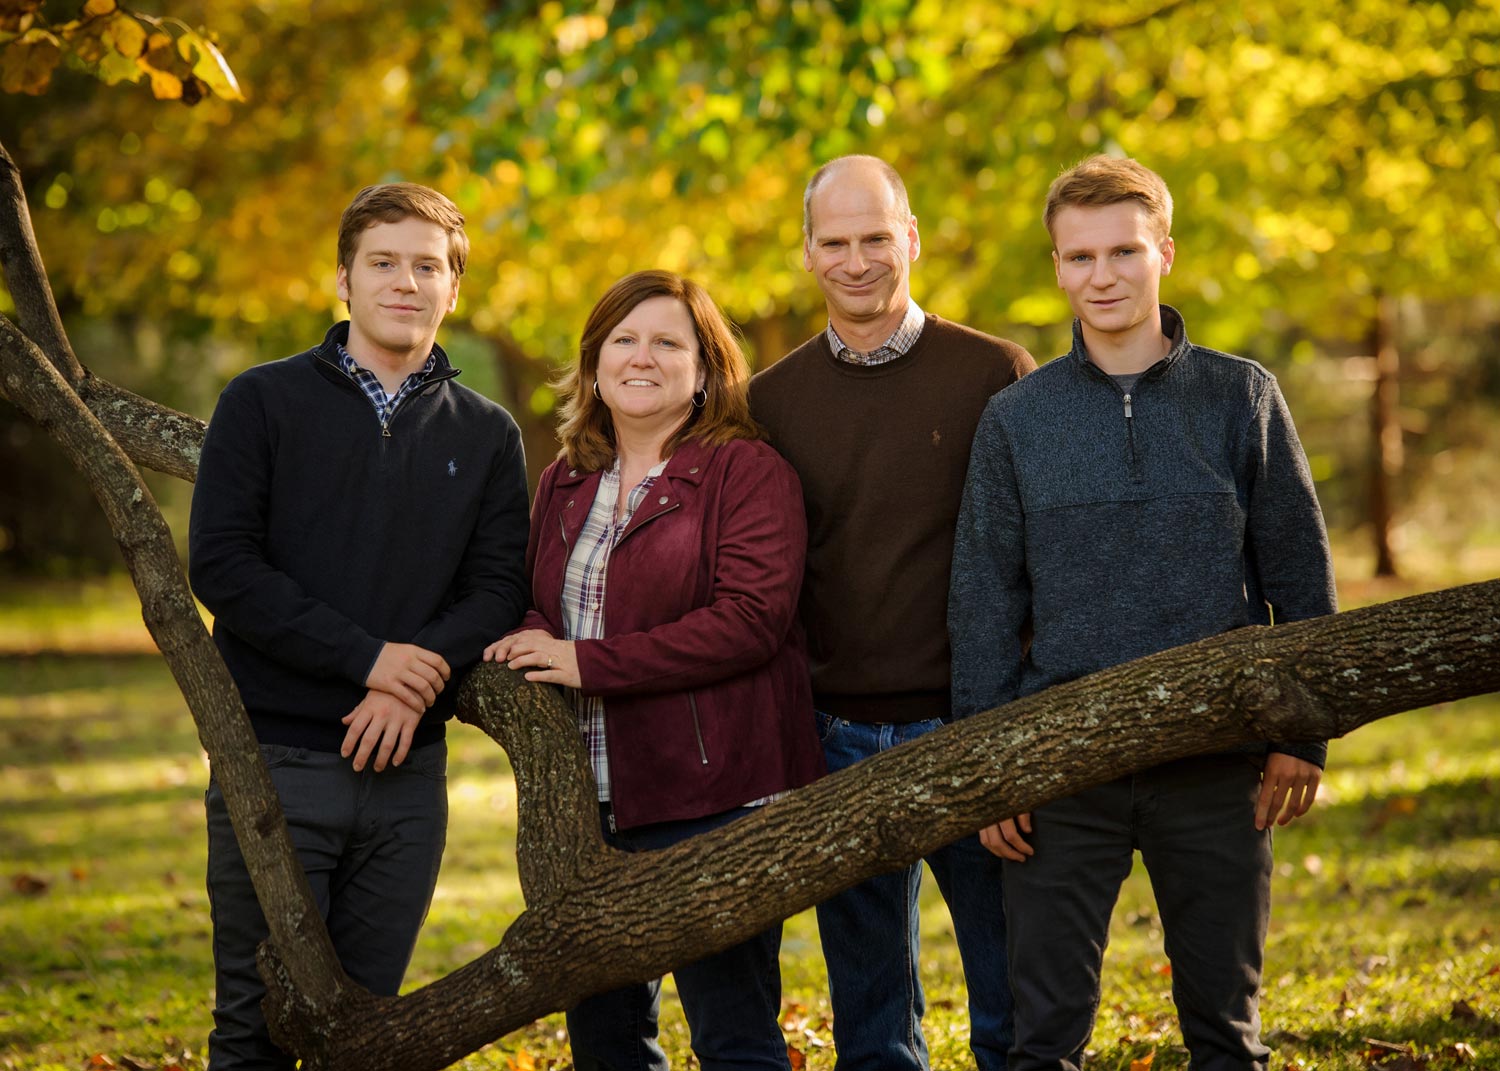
750, 155, 1035, 1071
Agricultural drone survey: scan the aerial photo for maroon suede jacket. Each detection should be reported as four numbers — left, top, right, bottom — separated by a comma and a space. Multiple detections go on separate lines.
517, 436, 825, 829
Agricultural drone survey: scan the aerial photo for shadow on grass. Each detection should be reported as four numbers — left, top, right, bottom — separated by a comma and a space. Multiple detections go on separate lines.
0, 652, 176, 697
1304, 775, 1500, 850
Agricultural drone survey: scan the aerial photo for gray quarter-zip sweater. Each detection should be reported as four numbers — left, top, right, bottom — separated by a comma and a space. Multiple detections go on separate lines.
949, 305, 1336, 766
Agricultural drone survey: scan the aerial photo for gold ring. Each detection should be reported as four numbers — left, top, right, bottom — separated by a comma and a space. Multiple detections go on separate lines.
547, 656, 554, 668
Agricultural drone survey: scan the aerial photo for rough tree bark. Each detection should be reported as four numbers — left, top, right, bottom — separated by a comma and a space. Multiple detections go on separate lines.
0, 143, 346, 1017
3, 137, 1498, 1070
260, 579, 1500, 1069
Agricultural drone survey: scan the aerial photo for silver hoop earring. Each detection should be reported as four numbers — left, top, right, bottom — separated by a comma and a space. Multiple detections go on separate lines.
691, 388, 707, 409
592, 380, 602, 401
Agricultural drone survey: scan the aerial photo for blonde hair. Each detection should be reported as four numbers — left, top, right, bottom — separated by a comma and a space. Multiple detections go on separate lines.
555, 271, 760, 472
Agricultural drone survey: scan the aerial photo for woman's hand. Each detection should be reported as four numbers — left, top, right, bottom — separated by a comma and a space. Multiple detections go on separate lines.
483, 629, 581, 689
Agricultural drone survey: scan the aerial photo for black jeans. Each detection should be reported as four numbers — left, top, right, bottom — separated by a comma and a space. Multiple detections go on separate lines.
204, 741, 448, 1070
1002, 752, 1273, 1071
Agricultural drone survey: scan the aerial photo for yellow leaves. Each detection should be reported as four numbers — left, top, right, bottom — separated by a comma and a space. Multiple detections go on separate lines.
177, 26, 243, 101
0, 28, 60, 95
100, 13, 145, 60
1130, 1051, 1156, 1071
0, 1, 242, 104
0, 0, 44, 36
554, 13, 607, 56
143, 64, 180, 100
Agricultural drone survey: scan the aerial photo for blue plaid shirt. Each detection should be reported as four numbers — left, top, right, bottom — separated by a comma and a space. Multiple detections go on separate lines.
335, 343, 437, 426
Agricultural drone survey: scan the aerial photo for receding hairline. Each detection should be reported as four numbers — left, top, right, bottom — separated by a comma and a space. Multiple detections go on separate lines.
803, 154, 912, 237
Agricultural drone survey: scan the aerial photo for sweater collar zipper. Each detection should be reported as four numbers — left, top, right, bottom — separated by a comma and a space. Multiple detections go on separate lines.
315, 350, 458, 438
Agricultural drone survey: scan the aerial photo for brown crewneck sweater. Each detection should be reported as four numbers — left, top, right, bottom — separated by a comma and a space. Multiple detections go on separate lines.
750, 315, 1035, 723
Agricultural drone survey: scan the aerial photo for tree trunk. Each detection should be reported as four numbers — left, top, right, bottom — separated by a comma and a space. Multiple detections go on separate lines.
4, 136, 1498, 1071
1369, 291, 1403, 577
260, 576, 1500, 1070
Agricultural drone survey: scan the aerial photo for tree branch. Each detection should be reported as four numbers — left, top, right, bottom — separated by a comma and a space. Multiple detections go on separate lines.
0, 313, 346, 1010
264, 578, 1500, 1070
0, 142, 82, 383
73, 371, 205, 483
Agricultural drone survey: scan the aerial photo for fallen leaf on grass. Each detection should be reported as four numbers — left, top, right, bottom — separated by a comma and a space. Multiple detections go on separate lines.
787, 1044, 807, 1071
1154, 962, 1172, 977
505, 1050, 535, 1071
1366, 795, 1420, 833
1130, 1051, 1155, 1071
11, 872, 50, 895
84, 1056, 120, 1070
1451, 1000, 1479, 1022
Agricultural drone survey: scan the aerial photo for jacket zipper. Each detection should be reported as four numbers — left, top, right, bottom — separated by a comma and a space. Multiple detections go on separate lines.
314, 351, 458, 440
1122, 392, 1140, 475
614, 500, 680, 548
687, 692, 709, 765
380, 372, 458, 439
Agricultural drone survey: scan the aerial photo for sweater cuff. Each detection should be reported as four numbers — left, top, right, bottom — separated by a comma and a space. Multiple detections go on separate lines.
344, 635, 386, 688
1269, 740, 1327, 769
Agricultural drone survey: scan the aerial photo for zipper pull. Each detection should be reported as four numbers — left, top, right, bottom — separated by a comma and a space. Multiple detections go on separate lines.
606, 810, 617, 834
1123, 393, 1133, 419
381, 420, 392, 438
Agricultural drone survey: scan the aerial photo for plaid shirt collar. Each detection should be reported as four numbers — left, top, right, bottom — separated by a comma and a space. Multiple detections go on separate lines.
335, 343, 437, 422
826, 298, 926, 367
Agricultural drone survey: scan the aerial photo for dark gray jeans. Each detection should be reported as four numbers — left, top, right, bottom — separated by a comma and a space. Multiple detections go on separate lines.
1002, 752, 1273, 1071
204, 740, 448, 1070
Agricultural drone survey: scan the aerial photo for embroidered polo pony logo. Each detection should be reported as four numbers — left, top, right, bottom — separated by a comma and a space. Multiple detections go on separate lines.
447, 459, 457, 477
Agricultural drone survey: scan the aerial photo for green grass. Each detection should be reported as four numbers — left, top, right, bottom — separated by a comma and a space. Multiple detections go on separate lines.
2, 574, 1498, 1070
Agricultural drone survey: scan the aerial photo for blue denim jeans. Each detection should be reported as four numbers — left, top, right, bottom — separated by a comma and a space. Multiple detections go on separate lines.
566, 805, 791, 1071
204, 741, 448, 1071
1002, 753, 1272, 1071
814, 712, 1010, 1071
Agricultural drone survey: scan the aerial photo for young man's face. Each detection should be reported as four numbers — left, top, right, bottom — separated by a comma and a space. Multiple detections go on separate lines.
1052, 201, 1173, 344
803, 165, 920, 334
336, 216, 460, 366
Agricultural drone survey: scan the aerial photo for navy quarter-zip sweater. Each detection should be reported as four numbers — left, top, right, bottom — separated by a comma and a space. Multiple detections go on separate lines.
949, 306, 1336, 767
189, 322, 530, 751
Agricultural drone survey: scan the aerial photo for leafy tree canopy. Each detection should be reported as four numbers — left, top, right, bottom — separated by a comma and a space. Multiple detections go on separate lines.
2, 0, 1496, 386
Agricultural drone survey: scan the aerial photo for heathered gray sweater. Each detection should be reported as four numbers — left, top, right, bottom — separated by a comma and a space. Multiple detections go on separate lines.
948, 306, 1336, 767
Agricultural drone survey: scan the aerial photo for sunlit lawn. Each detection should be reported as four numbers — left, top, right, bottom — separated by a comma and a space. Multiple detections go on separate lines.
2, 564, 1497, 1070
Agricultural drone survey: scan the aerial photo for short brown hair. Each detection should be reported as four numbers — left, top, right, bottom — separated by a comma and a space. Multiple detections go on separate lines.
337, 183, 469, 278
555, 271, 760, 473
1044, 156, 1173, 244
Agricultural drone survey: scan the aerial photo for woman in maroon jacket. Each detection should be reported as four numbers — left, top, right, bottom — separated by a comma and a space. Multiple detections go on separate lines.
483, 270, 822, 1071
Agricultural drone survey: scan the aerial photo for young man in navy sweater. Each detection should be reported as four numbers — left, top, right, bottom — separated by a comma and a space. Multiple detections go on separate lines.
950, 156, 1336, 1071
189, 183, 529, 1070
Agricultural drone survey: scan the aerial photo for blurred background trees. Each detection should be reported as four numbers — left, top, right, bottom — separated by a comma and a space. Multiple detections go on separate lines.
3, 0, 1498, 578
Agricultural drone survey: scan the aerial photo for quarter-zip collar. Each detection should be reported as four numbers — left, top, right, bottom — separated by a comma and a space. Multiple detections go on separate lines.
1065, 305, 1191, 483
1066, 303, 1191, 381
311, 320, 461, 396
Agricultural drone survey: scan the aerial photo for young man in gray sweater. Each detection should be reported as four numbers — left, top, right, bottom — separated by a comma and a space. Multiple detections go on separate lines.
949, 155, 1336, 1071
